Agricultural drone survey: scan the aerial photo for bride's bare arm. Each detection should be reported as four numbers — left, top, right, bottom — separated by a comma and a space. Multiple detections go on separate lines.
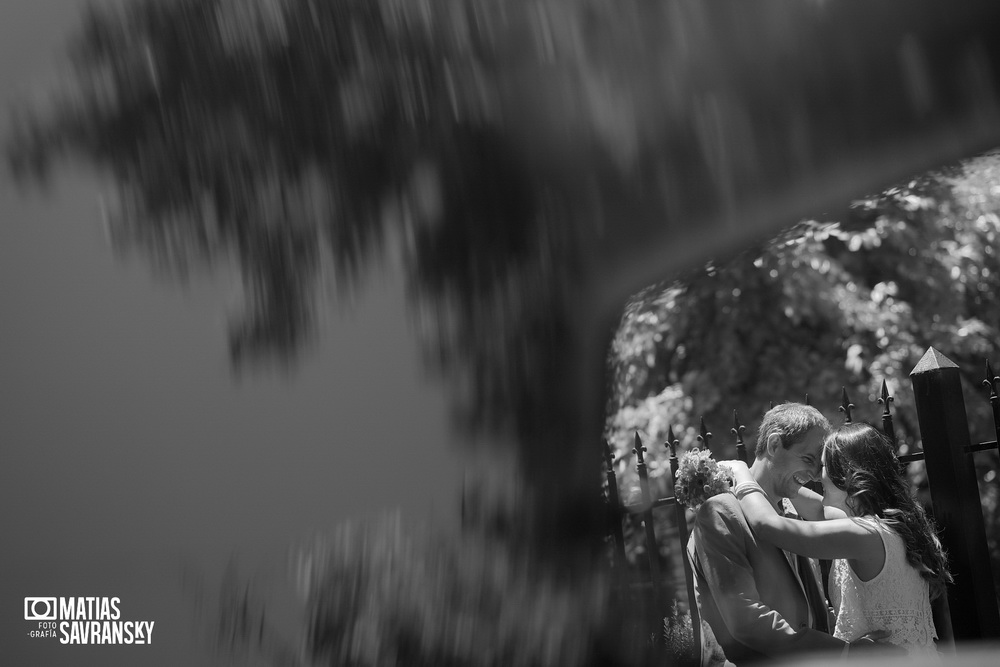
789, 486, 824, 520
719, 460, 880, 561
790, 487, 849, 521
739, 489, 881, 560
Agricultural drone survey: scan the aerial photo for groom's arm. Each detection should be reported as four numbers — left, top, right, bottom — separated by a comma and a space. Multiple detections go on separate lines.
694, 494, 845, 658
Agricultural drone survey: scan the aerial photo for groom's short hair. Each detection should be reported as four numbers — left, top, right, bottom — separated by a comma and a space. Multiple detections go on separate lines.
753, 403, 831, 459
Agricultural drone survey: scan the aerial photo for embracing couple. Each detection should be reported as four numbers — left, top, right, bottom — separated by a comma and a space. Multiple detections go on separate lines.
688, 403, 952, 665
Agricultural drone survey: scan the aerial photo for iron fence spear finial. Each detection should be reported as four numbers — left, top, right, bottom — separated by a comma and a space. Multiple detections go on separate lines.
632, 430, 662, 617
879, 379, 894, 412
698, 417, 712, 453
732, 409, 747, 463
666, 425, 680, 459
602, 438, 615, 472
985, 359, 999, 401
839, 386, 854, 423
666, 426, 681, 485
984, 359, 1000, 451
633, 431, 646, 464
878, 379, 896, 441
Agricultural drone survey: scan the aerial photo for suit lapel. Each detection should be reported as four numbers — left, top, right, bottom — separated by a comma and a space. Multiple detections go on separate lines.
775, 501, 830, 633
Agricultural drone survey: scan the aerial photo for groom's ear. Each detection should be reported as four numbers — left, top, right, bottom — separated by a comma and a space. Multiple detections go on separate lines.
765, 432, 783, 458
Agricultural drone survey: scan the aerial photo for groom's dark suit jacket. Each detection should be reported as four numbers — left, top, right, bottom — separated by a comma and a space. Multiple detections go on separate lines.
688, 493, 843, 664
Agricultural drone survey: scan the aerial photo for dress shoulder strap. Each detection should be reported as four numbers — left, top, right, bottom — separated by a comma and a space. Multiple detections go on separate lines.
853, 515, 888, 534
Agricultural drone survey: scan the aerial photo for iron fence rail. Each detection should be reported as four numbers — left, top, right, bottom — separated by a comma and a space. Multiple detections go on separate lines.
603, 348, 1000, 657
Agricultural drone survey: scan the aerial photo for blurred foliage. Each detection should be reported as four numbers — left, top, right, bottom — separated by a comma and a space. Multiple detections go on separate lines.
3, 0, 599, 442
661, 601, 728, 667
185, 452, 629, 666
186, 453, 631, 666
4, 0, 652, 563
180, 556, 307, 667
662, 603, 697, 667
604, 151, 1000, 605
293, 512, 615, 667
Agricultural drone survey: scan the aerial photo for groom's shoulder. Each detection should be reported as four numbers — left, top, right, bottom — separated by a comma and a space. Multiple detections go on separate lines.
695, 492, 746, 526
701, 491, 740, 512
693, 494, 750, 547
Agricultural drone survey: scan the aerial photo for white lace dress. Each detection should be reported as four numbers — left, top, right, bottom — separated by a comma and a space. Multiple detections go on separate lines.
829, 516, 939, 657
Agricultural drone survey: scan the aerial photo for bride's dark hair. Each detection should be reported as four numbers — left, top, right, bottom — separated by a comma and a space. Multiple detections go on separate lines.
824, 422, 953, 600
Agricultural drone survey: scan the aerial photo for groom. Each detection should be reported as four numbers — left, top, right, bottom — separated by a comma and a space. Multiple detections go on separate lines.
688, 403, 856, 664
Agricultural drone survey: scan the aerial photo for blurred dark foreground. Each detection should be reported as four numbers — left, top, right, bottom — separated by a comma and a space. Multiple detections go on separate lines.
784, 644, 1000, 667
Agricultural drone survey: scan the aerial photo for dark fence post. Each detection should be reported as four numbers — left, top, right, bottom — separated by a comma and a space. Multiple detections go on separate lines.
909, 347, 1000, 640
603, 439, 627, 573
983, 360, 1000, 502
667, 427, 701, 664
633, 432, 663, 625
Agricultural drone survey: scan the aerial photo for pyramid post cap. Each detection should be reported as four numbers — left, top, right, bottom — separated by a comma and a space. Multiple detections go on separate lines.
910, 347, 959, 376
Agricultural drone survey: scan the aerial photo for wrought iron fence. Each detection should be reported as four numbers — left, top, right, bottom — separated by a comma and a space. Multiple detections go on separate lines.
602, 346, 1000, 661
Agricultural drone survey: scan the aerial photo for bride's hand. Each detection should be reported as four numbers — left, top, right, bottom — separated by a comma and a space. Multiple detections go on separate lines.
716, 459, 752, 483
848, 629, 905, 656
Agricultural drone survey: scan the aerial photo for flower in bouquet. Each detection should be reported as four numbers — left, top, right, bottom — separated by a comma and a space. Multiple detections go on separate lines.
673, 448, 733, 509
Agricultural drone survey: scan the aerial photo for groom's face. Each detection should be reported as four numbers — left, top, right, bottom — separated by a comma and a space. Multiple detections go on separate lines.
767, 427, 826, 499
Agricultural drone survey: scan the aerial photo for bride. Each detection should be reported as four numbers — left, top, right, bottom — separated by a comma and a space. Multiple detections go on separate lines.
720, 422, 951, 657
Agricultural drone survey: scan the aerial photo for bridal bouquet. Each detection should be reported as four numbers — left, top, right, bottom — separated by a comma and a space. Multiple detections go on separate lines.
673, 448, 734, 509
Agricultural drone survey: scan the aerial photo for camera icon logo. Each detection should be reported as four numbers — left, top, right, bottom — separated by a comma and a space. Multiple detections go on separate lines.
24, 597, 58, 621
